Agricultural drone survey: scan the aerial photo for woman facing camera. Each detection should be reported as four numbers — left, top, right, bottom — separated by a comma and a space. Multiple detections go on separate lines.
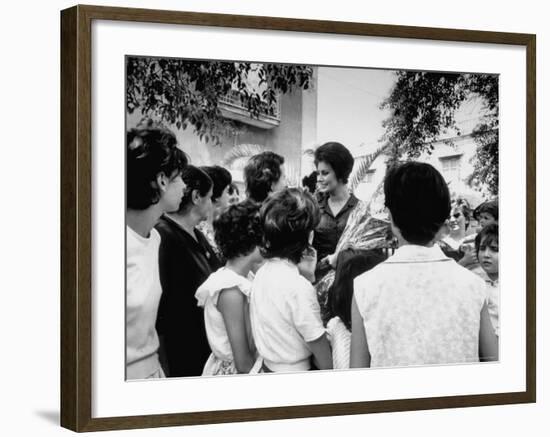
155, 165, 222, 377
126, 119, 188, 380
351, 162, 498, 368
312, 142, 359, 281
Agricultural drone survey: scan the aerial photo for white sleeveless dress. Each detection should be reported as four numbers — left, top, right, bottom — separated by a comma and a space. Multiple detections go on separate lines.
195, 267, 262, 375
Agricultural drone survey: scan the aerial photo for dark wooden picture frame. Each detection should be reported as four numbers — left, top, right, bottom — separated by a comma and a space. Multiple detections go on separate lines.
60, 4, 536, 432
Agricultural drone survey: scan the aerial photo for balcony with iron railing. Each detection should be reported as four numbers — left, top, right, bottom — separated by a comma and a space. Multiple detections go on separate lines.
218, 89, 281, 129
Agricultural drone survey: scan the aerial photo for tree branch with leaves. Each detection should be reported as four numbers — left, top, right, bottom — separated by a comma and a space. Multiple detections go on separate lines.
380, 71, 499, 195
126, 57, 314, 146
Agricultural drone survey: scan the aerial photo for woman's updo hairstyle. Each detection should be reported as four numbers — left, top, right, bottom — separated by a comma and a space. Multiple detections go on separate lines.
127, 118, 188, 210
177, 165, 213, 213
244, 151, 285, 203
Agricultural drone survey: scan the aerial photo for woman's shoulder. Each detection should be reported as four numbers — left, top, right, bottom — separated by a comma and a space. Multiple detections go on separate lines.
353, 260, 388, 286
155, 216, 190, 246
196, 268, 251, 306
155, 214, 177, 232
449, 260, 487, 286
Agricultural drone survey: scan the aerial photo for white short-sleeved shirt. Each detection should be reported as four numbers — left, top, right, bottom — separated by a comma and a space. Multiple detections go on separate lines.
250, 258, 325, 372
195, 267, 252, 362
126, 226, 163, 379
354, 244, 487, 368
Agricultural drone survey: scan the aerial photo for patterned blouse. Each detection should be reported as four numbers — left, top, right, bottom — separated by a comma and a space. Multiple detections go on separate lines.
354, 244, 487, 367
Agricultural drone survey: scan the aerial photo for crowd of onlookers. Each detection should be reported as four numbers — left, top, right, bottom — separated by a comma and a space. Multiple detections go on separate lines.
126, 118, 499, 379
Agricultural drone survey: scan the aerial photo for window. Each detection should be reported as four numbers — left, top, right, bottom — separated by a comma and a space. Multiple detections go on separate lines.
439, 155, 462, 183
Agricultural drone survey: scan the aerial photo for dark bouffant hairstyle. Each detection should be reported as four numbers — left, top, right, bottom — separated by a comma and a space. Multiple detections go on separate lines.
384, 162, 451, 245
474, 200, 499, 222
244, 151, 285, 203
200, 165, 232, 202
127, 118, 188, 210
177, 165, 213, 213
314, 142, 354, 184
301, 170, 318, 193
475, 223, 499, 256
213, 200, 263, 260
260, 188, 320, 264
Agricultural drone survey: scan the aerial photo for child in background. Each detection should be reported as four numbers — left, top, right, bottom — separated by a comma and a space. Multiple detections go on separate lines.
251, 188, 333, 372
326, 249, 386, 369
461, 200, 499, 273
475, 200, 499, 228
475, 224, 500, 336
195, 200, 265, 375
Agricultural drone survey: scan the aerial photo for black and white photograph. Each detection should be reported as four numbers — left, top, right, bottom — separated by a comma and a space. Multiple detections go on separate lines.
125, 56, 500, 380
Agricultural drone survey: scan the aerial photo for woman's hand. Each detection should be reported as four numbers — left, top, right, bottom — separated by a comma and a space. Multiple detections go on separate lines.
458, 243, 477, 267
298, 247, 317, 283
321, 252, 338, 268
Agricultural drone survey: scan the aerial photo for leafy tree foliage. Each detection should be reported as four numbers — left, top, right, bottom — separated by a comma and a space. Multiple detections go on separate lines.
126, 57, 314, 145
380, 71, 499, 195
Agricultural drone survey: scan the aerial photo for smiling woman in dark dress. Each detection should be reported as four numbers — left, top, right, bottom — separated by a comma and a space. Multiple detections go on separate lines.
155, 165, 222, 377
312, 142, 358, 281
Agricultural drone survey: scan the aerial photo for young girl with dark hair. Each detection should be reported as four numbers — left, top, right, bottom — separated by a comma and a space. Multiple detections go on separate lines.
250, 188, 333, 372
475, 224, 500, 336
195, 200, 265, 375
326, 249, 386, 369
474, 200, 499, 228
126, 119, 187, 380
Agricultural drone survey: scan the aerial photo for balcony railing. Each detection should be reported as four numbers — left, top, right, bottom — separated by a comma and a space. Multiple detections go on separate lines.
218, 90, 281, 129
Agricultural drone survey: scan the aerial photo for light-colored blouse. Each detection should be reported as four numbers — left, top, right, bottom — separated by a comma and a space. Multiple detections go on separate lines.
354, 244, 487, 367
250, 258, 326, 372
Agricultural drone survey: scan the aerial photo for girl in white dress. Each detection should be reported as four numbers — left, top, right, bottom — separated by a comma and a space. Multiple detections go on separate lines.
195, 200, 265, 375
